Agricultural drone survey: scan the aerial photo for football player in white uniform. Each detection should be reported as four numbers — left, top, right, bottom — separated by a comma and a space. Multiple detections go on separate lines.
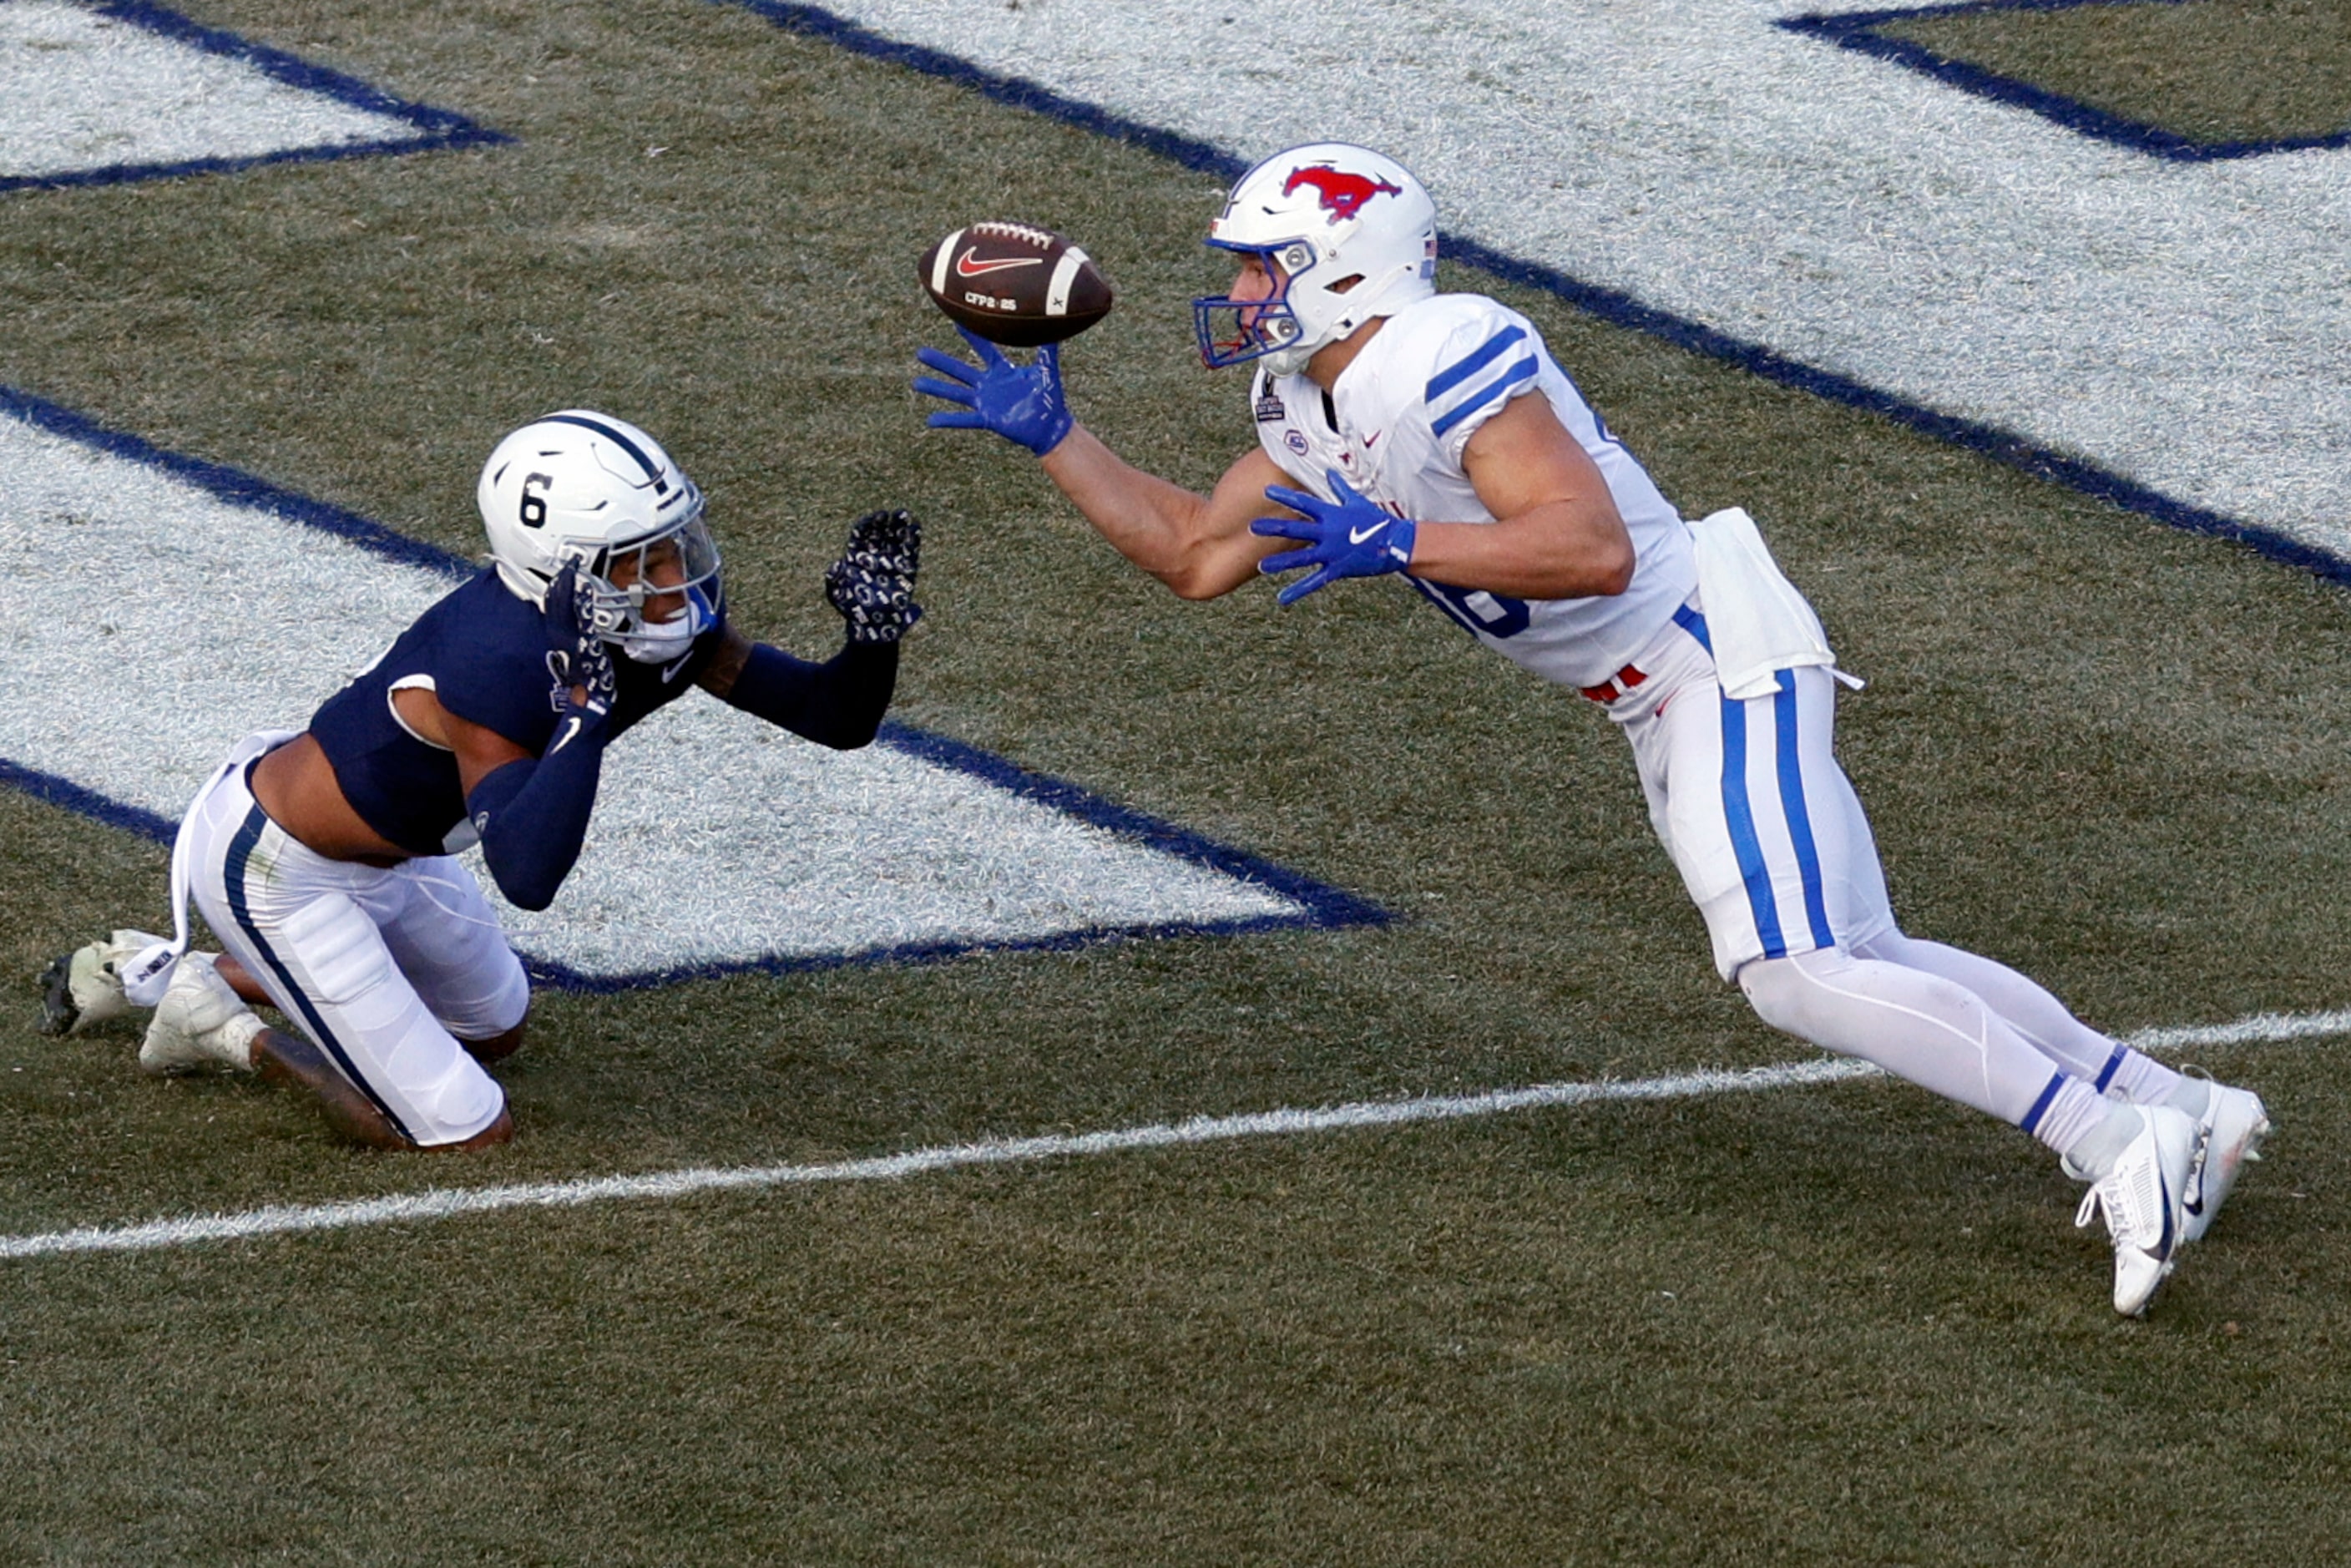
916, 143, 2270, 1315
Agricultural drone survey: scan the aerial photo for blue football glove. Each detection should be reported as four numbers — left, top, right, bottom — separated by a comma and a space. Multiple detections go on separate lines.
1249, 471, 1419, 606
544, 561, 615, 722
913, 327, 1073, 457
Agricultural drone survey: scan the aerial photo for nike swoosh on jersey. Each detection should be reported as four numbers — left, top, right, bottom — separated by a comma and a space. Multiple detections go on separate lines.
548, 715, 583, 756
1362, 430, 1382, 448
662, 652, 693, 683
955, 248, 1045, 278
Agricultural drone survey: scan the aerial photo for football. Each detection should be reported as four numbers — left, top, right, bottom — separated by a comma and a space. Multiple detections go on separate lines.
918, 221, 1114, 346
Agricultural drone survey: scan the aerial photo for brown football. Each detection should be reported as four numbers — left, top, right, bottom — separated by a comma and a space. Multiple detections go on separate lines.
919, 221, 1114, 346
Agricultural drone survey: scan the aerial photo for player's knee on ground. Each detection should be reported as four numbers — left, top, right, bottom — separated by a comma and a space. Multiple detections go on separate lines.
461, 1018, 528, 1064
419, 951, 529, 1065
429, 1105, 516, 1151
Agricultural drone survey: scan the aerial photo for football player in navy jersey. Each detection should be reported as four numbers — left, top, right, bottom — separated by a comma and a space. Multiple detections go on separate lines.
43, 410, 921, 1151
916, 144, 2270, 1315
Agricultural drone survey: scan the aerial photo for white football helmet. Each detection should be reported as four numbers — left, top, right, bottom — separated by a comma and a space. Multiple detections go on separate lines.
1195, 144, 1438, 376
478, 410, 720, 660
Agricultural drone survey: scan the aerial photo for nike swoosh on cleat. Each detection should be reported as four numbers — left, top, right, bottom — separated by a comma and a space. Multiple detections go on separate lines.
2183, 1126, 2214, 1211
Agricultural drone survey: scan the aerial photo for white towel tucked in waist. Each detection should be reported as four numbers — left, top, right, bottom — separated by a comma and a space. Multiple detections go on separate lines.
1686, 506, 1859, 701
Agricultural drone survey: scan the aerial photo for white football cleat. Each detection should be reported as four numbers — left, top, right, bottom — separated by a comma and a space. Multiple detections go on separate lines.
2074, 1105, 2199, 1317
38, 929, 166, 1037
2181, 1079, 2271, 1244
138, 953, 263, 1075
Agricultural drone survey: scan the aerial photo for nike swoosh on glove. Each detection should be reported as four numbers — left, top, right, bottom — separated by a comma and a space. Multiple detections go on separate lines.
1248, 470, 1418, 605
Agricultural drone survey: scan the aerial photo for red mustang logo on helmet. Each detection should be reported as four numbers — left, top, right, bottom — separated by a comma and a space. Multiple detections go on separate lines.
1283, 164, 1403, 222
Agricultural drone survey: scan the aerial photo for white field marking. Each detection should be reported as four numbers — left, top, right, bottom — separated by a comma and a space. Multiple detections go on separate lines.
0, 411, 1304, 979
0, 2, 416, 180
2, 1007, 2338, 1262
2130, 1009, 2351, 1053
806, 0, 2351, 561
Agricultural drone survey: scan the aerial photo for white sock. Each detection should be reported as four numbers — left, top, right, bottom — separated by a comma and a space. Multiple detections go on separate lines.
2056, 1101, 2145, 1181
2159, 1075, 2212, 1121
215, 1009, 265, 1069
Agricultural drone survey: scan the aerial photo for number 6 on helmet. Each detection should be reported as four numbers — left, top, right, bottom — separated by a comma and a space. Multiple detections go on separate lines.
478, 409, 723, 664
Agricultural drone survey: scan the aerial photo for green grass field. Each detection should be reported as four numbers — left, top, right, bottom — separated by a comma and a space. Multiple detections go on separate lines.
1892, 0, 2351, 144
4, 2, 2348, 1561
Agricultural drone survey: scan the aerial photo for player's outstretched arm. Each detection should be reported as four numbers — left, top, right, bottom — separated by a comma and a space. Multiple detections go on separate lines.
698, 509, 915, 748
914, 328, 1282, 599
1040, 433, 1294, 601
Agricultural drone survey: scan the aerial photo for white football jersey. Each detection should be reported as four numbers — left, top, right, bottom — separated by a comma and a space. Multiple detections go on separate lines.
1251, 293, 1697, 689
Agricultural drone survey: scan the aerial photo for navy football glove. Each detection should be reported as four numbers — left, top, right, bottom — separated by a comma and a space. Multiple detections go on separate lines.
825, 508, 924, 644
1249, 471, 1419, 606
913, 327, 1073, 457
544, 560, 615, 721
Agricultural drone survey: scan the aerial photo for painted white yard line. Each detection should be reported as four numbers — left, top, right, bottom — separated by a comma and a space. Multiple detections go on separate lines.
2127, 1009, 2351, 1053
3, 1007, 2338, 1262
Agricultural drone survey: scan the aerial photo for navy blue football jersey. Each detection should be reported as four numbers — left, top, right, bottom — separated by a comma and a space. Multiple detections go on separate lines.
310, 570, 726, 855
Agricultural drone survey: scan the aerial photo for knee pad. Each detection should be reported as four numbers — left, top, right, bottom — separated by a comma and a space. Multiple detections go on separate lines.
276, 893, 391, 1007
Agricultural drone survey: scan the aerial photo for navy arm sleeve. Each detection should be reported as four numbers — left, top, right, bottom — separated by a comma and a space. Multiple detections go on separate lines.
464, 723, 607, 913
722, 638, 898, 750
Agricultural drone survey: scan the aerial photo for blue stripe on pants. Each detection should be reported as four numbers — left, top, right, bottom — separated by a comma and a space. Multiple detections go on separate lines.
222, 802, 415, 1144
1719, 692, 1786, 960
1772, 670, 1836, 950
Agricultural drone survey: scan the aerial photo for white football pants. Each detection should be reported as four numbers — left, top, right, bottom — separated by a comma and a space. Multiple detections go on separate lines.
1603, 612, 2177, 1147
179, 734, 526, 1146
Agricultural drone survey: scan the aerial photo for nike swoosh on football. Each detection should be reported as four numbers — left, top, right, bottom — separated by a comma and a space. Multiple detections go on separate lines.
955, 248, 1046, 278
